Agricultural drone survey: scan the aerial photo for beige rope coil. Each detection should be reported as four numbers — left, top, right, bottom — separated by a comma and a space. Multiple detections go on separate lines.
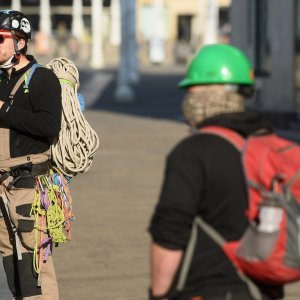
46, 57, 100, 177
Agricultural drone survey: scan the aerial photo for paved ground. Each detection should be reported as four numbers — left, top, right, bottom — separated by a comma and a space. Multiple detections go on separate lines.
1, 65, 300, 299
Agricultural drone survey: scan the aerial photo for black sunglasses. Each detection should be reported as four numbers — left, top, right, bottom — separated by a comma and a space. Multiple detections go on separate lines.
0, 34, 13, 44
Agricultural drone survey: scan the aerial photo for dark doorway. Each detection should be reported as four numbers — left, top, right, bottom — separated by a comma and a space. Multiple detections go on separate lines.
177, 15, 192, 42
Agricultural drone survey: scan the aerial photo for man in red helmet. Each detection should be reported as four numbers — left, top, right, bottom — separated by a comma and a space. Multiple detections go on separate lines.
0, 10, 62, 299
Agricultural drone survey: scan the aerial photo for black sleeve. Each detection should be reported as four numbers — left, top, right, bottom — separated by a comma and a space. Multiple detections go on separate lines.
0, 68, 62, 138
149, 137, 205, 250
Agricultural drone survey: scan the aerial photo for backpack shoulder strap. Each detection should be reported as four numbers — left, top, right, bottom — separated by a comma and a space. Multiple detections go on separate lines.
200, 125, 245, 152
24, 63, 43, 91
6, 63, 43, 108
176, 216, 262, 300
9, 75, 26, 103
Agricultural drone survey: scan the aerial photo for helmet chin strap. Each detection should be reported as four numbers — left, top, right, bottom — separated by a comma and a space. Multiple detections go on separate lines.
0, 30, 21, 69
11, 30, 21, 57
0, 54, 19, 69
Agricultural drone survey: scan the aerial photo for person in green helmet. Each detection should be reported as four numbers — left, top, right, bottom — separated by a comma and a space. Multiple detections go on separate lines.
148, 44, 283, 299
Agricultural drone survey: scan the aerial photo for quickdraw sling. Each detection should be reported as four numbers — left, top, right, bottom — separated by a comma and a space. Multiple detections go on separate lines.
31, 167, 74, 285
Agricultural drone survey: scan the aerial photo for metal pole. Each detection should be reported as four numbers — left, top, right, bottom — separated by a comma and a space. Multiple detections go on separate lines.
203, 0, 219, 45
114, 0, 134, 102
72, 0, 84, 40
127, 0, 139, 84
39, 0, 51, 35
90, 0, 104, 69
11, 0, 21, 11
149, 0, 166, 64
153, 0, 165, 39
196, 0, 207, 46
110, 0, 121, 46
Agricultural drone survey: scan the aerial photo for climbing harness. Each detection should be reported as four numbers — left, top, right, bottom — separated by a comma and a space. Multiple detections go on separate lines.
0, 161, 49, 190
31, 167, 74, 285
0, 159, 51, 264
0, 161, 74, 285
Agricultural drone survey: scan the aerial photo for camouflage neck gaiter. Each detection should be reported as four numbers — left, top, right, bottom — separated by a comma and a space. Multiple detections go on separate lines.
182, 86, 245, 128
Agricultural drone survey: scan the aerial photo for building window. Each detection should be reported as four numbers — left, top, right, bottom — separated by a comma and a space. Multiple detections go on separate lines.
177, 15, 192, 42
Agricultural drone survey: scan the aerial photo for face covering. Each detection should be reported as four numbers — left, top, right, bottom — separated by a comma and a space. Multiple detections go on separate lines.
182, 85, 245, 128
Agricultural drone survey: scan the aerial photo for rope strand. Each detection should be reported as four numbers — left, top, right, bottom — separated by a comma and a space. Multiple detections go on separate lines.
46, 57, 100, 177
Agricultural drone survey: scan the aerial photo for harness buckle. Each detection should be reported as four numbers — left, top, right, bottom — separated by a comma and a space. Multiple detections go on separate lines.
6, 161, 50, 190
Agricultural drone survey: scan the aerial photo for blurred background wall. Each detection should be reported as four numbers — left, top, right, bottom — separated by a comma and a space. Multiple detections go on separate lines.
0, 0, 299, 128
0, 0, 231, 66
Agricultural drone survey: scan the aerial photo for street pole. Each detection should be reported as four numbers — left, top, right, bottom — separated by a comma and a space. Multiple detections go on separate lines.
39, 0, 51, 35
114, 0, 135, 102
72, 0, 84, 40
153, 0, 165, 41
127, 0, 139, 85
196, 0, 207, 46
36, 0, 51, 56
11, 0, 21, 11
110, 0, 121, 46
203, 0, 219, 45
90, 0, 104, 69
149, 0, 166, 64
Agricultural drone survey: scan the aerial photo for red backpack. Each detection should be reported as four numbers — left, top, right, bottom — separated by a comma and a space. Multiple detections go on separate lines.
176, 125, 300, 296
201, 126, 300, 284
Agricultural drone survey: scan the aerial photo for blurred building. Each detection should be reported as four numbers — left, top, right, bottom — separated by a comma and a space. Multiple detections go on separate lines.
0, 0, 112, 65
137, 0, 231, 64
231, 0, 300, 127
0, 0, 231, 65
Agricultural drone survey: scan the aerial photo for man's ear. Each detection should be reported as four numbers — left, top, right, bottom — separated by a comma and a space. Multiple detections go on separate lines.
17, 39, 26, 51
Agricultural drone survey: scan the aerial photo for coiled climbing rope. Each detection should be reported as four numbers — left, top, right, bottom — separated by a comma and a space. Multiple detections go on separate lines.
46, 57, 100, 177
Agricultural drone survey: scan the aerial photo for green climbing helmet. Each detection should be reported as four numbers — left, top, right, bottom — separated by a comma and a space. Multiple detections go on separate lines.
178, 44, 255, 88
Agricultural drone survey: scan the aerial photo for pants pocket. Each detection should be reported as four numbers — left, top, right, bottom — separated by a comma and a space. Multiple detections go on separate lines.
17, 214, 36, 250
7, 188, 37, 251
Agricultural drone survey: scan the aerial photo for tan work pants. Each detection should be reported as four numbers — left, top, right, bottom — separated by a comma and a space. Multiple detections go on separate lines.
0, 182, 59, 300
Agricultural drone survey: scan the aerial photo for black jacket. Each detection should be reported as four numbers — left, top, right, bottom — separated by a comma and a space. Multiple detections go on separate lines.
149, 112, 283, 299
0, 56, 62, 158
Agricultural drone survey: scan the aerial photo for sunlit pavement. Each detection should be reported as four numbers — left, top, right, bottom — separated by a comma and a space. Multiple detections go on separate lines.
1, 65, 300, 299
